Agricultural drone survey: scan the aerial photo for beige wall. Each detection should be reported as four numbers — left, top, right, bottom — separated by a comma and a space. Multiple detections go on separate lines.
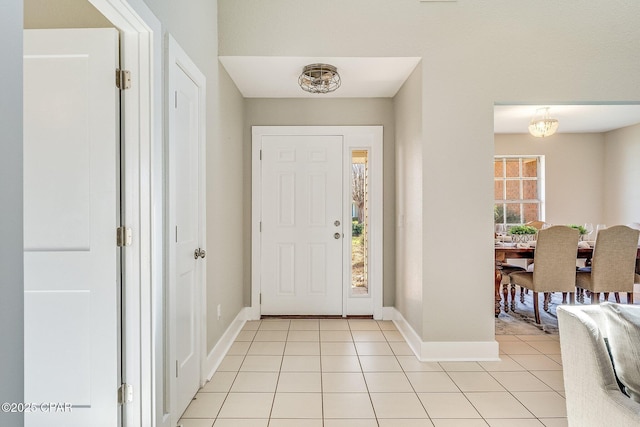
205, 65, 245, 349
220, 0, 640, 346
244, 98, 396, 306
603, 123, 640, 225
495, 133, 606, 227
394, 64, 423, 336
24, 0, 112, 28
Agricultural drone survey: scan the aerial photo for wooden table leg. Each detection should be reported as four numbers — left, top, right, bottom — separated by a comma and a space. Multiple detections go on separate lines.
502, 283, 509, 313
495, 267, 502, 317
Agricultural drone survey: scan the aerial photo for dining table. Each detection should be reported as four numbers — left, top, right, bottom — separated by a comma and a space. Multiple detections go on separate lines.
494, 245, 640, 317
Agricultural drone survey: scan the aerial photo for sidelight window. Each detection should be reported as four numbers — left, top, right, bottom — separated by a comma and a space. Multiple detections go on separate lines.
351, 150, 369, 295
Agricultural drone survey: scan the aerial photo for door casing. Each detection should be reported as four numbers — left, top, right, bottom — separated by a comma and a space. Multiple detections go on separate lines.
251, 126, 384, 319
84, 1, 163, 426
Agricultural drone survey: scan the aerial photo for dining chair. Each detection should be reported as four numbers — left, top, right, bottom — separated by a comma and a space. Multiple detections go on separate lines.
576, 225, 640, 304
495, 231, 526, 312
517, 220, 549, 303
525, 220, 549, 230
509, 225, 580, 324
628, 223, 640, 287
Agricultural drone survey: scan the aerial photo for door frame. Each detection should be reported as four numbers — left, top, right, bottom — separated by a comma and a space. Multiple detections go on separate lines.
251, 126, 383, 319
166, 34, 207, 425
86, 1, 162, 426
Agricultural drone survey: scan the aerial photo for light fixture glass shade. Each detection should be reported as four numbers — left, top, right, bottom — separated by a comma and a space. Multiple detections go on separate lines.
298, 63, 341, 94
528, 107, 559, 137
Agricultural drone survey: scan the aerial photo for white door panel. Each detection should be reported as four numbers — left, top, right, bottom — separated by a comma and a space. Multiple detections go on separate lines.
261, 135, 343, 315
23, 28, 120, 427
168, 37, 206, 422
172, 64, 200, 417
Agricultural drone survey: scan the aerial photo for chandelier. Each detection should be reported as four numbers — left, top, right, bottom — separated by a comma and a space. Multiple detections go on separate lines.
528, 107, 559, 137
298, 63, 341, 94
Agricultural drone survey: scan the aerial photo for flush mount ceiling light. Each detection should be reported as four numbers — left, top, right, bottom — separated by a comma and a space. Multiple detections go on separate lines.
528, 107, 559, 137
298, 63, 341, 94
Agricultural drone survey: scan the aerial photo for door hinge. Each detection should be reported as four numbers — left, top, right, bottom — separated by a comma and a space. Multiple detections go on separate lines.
260, 222, 262, 232
116, 69, 131, 90
116, 226, 132, 247
259, 293, 262, 304
118, 383, 133, 405
260, 149, 262, 160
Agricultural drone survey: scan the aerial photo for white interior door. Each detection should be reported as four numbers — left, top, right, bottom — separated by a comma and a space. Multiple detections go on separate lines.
168, 36, 206, 421
23, 28, 120, 427
260, 135, 344, 315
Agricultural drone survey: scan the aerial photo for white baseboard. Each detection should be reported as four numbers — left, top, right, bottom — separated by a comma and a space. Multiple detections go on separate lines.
390, 307, 499, 361
390, 308, 422, 358
203, 307, 251, 381
380, 306, 396, 320
244, 305, 261, 321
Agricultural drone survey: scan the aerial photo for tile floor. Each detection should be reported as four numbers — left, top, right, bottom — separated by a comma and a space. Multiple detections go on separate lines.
179, 319, 566, 427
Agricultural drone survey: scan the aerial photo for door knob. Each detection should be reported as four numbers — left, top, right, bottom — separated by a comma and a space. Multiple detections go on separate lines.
334, 233, 341, 239
194, 248, 206, 259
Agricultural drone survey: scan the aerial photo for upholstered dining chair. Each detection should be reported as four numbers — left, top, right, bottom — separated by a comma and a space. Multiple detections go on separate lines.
576, 225, 640, 304
509, 225, 580, 324
516, 220, 550, 303
525, 220, 549, 230
628, 223, 640, 286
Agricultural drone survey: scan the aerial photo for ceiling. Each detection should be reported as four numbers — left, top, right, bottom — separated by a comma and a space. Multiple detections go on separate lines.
219, 56, 421, 98
219, 56, 640, 133
494, 104, 640, 134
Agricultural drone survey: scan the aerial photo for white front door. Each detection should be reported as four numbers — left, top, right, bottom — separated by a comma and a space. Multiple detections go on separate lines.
168, 37, 206, 421
23, 28, 120, 426
260, 135, 344, 315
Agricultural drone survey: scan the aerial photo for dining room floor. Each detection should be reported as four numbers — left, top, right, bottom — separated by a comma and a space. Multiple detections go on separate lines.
178, 318, 567, 427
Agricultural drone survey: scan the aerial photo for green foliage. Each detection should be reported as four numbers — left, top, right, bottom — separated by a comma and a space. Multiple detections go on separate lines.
568, 224, 588, 235
509, 225, 538, 235
352, 221, 363, 237
494, 205, 520, 224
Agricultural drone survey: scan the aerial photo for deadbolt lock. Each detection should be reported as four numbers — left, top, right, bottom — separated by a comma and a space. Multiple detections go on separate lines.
334, 220, 341, 226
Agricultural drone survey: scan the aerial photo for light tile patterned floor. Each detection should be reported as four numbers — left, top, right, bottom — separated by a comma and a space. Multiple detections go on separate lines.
179, 319, 566, 427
